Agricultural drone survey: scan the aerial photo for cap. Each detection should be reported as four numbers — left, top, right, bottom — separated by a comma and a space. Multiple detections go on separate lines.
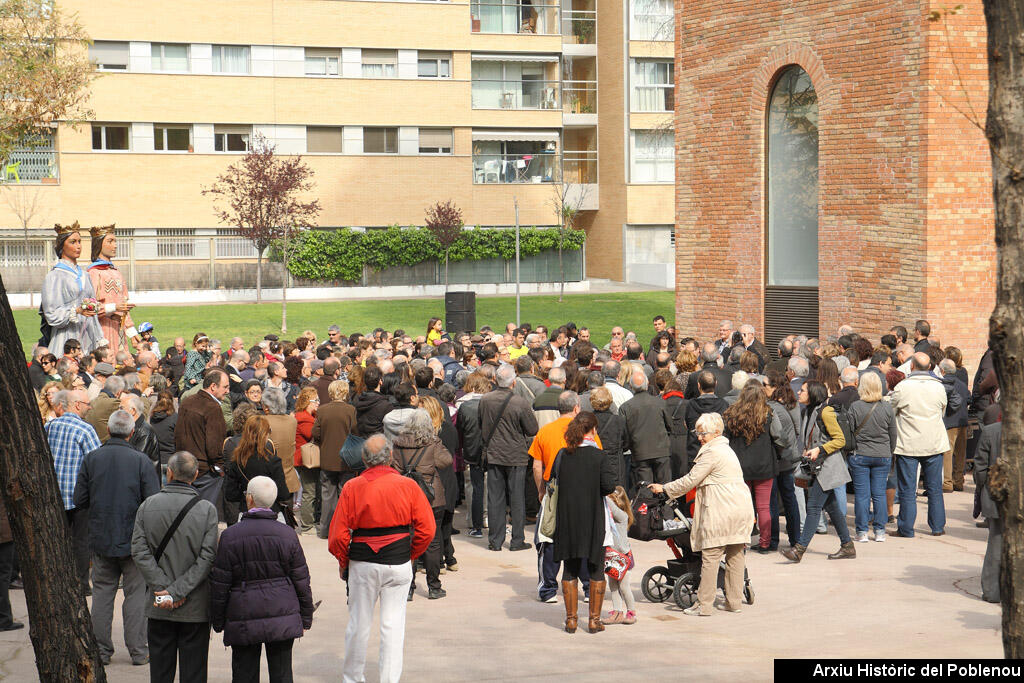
264, 334, 279, 342
328, 324, 341, 333
470, 334, 485, 344
94, 362, 115, 376
138, 322, 154, 333
311, 359, 324, 372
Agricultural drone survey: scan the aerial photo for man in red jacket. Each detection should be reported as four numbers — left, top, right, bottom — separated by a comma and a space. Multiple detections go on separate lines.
329, 434, 435, 683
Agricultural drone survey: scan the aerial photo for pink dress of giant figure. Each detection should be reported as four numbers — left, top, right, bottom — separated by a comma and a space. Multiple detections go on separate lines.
87, 224, 137, 353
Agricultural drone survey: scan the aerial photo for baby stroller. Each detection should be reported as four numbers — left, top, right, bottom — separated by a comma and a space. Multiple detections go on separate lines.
634, 489, 754, 610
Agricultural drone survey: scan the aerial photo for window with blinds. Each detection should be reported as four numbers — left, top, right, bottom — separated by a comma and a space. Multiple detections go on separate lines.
305, 48, 340, 76
363, 127, 398, 154
213, 45, 250, 74
307, 127, 344, 153
90, 41, 129, 70
151, 43, 189, 72
418, 128, 453, 154
361, 50, 398, 78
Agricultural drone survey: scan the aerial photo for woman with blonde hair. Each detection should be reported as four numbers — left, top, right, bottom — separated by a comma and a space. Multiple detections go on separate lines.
650, 412, 753, 616
420, 396, 460, 573
847, 371, 896, 542
37, 380, 62, 423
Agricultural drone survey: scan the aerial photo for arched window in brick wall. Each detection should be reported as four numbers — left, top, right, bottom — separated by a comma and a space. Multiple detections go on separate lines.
764, 65, 820, 347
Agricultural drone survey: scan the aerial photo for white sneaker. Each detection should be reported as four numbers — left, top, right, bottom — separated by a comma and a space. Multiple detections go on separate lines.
873, 531, 886, 542
855, 531, 870, 543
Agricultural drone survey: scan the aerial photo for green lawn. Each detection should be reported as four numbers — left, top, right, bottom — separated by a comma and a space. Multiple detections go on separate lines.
12, 291, 675, 358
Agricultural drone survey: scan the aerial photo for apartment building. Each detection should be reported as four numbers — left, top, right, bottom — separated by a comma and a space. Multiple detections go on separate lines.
0, 0, 676, 289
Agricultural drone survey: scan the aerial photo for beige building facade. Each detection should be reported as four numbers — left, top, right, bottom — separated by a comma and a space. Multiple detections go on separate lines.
0, 0, 675, 289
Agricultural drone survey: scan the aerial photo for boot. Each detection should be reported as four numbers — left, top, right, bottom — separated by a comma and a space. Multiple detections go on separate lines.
828, 541, 856, 560
781, 543, 806, 563
561, 580, 578, 633
587, 580, 606, 633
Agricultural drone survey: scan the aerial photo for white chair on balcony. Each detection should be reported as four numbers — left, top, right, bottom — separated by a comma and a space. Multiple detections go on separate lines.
482, 160, 501, 183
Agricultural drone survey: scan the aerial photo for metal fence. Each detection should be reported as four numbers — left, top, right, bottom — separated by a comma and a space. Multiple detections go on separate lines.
0, 233, 583, 294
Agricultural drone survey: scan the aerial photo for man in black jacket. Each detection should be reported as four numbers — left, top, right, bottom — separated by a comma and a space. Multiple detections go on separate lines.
74, 410, 161, 666
353, 366, 393, 438
739, 324, 769, 373
121, 393, 161, 470
939, 359, 970, 492
685, 371, 729, 469
685, 343, 732, 399
620, 368, 673, 486
974, 419, 1002, 603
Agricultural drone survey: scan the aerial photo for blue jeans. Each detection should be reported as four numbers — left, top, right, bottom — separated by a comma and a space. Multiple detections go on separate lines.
848, 455, 890, 533
770, 470, 801, 547
797, 479, 851, 547
896, 454, 945, 536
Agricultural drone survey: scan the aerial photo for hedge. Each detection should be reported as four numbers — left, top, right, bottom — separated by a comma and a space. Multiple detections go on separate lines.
282, 225, 586, 282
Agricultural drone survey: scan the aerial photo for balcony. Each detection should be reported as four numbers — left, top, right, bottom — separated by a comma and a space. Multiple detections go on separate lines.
563, 150, 598, 210
471, 1, 559, 35
473, 152, 561, 184
1, 149, 59, 184
472, 79, 560, 110
562, 10, 597, 56
562, 80, 597, 125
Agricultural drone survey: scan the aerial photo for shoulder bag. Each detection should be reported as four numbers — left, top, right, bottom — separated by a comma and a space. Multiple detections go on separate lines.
300, 441, 321, 468
340, 433, 366, 471
399, 447, 435, 504
153, 496, 202, 564
538, 450, 564, 538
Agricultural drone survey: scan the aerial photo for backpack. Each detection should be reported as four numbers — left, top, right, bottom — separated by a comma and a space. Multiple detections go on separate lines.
822, 403, 857, 456
399, 447, 435, 505
627, 486, 669, 541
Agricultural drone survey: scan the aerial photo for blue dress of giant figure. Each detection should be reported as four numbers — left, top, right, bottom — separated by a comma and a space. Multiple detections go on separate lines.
41, 223, 103, 354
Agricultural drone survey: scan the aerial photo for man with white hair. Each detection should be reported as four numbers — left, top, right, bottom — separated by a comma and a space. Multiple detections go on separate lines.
828, 366, 861, 410
121, 392, 160, 465
88, 374, 127, 442
723, 371, 749, 406
787, 356, 809, 397
478, 364, 538, 551
938, 358, 969, 493
619, 368, 673, 484
837, 324, 855, 338
716, 320, 733, 357
74, 409, 160, 666
739, 324, 768, 372
329, 435, 436, 683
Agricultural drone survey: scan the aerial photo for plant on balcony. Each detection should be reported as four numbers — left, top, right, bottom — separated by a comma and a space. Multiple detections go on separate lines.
424, 200, 465, 292
203, 135, 321, 310
571, 18, 594, 44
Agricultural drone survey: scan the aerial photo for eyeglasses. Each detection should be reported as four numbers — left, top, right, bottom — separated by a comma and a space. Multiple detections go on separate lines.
310, 398, 321, 403
691, 430, 709, 437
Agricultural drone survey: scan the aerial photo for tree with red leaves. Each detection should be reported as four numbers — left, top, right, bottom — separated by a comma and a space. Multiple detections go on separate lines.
424, 200, 464, 291
203, 135, 321, 303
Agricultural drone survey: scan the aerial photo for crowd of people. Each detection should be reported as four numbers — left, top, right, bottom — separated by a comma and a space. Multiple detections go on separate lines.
14, 302, 1004, 681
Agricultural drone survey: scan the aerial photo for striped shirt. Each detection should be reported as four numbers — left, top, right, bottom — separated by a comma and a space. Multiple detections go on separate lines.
45, 413, 101, 510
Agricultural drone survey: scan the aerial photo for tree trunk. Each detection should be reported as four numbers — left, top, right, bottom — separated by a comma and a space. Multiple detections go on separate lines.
256, 247, 264, 304
982, 0, 1024, 658
281, 237, 288, 334
0, 272, 107, 681
445, 250, 449, 293
558, 227, 565, 303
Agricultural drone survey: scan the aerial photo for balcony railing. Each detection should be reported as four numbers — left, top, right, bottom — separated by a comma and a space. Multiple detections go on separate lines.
1, 149, 59, 184
471, 1, 559, 34
473, 153, 561, 184
562, 80, 597, 113
631, 12, 673, 40
472, 79, 560, 110
563, 10, 596, 44
563, 150, 597, 184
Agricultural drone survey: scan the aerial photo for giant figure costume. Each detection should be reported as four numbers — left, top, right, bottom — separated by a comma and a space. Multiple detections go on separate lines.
40, 222, 103, 354
88, 224, 137, 353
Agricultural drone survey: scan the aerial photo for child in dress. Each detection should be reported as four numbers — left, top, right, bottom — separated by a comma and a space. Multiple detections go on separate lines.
605, 486, 636, 624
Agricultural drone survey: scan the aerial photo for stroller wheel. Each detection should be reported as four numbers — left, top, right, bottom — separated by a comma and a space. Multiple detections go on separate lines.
673, 572, 698, 609
641, 566, 673, 603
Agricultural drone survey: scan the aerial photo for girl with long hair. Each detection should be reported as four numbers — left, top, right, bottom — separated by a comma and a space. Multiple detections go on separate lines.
604, 486, 637, 625
426, 317, 443, 346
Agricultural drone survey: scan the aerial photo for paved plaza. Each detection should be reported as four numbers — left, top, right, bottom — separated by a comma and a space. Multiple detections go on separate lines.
0, 485, 1002, 681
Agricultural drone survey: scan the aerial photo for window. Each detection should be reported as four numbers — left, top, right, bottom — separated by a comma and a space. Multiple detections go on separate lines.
631, 130, 673, 182
630, 0, 673, 41
361, 50, 397, 78
307, 126, 343, 153
90, 41, 128, 70
766, 65, 819, 287
419, 128, 453, 154
154, 125, 191, 151
631, 59, 674, 111
363, 127, 397, 154
214, 125, 251, 152
212, 45, 250, 74
91, 124, 129, 151
156, 228, 195, 258
305, 48, 340, 76
151, 43, 189, 72
418, 51, 452, 78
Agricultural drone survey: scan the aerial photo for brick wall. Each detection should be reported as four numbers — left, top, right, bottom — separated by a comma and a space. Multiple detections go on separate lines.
675, 0, 994, 370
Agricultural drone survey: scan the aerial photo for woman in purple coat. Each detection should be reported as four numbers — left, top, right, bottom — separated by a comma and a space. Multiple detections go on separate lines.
209, 476, 314, 682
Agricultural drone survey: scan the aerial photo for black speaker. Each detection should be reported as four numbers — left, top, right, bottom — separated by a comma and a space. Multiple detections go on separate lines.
445, 290, 476, 312
446, 311, 476, 335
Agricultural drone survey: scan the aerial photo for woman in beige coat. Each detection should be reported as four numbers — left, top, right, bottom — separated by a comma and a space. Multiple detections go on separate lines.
650, 412, 753, 616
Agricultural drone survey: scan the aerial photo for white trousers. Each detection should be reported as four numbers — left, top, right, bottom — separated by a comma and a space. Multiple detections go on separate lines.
343, 560, 413, 683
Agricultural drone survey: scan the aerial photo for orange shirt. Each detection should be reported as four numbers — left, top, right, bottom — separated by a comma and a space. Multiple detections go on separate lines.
528, 415, 602, 481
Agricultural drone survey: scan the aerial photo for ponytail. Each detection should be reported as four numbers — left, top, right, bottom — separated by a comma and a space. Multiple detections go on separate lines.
564, 411, 598, 451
